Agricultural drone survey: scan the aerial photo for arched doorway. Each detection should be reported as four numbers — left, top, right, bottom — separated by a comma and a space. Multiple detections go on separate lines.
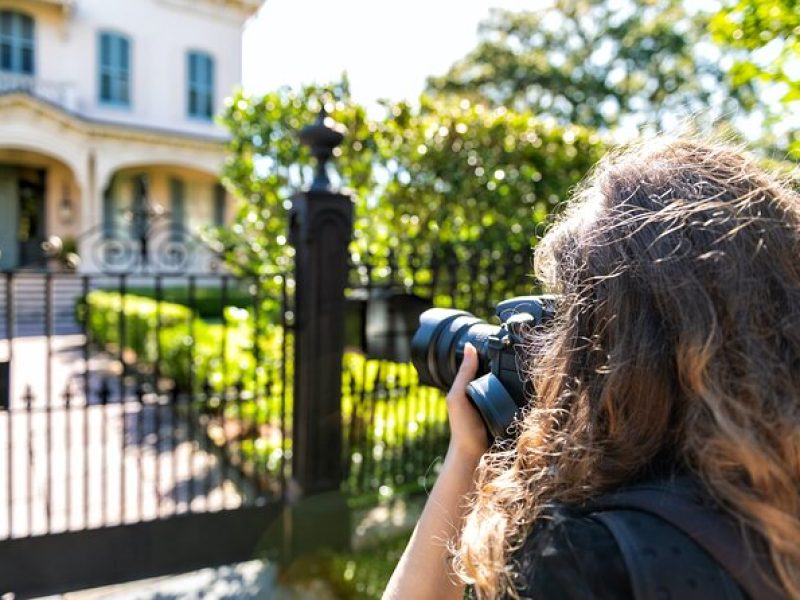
88, 162, 227, 273
0, 149, 80, 270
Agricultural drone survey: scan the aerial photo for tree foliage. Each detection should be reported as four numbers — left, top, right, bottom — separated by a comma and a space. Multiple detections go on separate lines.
427, 0, 753, 131
375, 95, 603, 253
213, 80, 379, 276
711, 0, 800, 155
214, 82, 604, 287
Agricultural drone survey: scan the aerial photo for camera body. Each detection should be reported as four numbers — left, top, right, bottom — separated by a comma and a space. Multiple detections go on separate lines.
410, 296, 556, 439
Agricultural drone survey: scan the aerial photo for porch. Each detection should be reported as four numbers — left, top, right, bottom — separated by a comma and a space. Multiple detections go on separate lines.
0, 92, 230, 274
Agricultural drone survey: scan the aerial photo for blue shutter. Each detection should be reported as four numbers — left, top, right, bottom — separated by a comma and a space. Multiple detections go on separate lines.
204, 54, 214, 117
0, 168, 20, 269
188, 53, 198, 116
213, 183, 226, 226
170, 178, 185, 241
99, 34, 111, 101
117, 36, 130, 104
102, 181, 117, 239
99, 32, 130, 105
0, 11, 35, 75
187, 51, 214, 119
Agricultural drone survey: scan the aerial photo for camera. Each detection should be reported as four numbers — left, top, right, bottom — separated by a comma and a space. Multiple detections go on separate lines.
410, 296, 556, 440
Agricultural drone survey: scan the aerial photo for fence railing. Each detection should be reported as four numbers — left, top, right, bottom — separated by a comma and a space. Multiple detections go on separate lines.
348, 243, 537, 319
0, 73, 79, 112
0, 271, 293, 543
0, 239, 537, 543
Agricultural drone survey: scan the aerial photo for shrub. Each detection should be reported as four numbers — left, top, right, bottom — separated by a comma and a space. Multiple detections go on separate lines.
81, 291, 449, 496
82, 291, 275, 391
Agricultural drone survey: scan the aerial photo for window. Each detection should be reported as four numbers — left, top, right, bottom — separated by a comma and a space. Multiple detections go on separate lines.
98, 32, 130, 106
187, 51, 214, 120
102, 186, 116, 239
131, 175, 148, 239
0, 11, 34, 75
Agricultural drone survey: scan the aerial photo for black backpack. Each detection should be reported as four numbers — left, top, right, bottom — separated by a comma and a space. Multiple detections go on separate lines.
586, 478, 787, 600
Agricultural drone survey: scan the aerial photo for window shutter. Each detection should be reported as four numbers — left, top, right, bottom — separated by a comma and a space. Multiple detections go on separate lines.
205, 55, 214, 117
170, 178, 186, 241
187, 51, 214, 119
118, 36, 129, 104
213, 183, 226, 226
0, 11, 35, 75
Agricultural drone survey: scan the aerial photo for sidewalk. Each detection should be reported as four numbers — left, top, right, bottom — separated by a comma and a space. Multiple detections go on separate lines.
33, 495, 425, 600
35, 560, 335, 600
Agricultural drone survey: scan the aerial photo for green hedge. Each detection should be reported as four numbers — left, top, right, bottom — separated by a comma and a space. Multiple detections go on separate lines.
105, 285, 259, 319
81, 291, 279, 391
81, 291, 449, 497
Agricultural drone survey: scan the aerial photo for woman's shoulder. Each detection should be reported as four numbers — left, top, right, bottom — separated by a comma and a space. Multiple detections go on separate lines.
510, 504, 633, 600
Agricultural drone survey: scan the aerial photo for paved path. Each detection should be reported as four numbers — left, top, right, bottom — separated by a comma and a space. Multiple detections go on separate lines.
0, 333, 253, 539
35, 560, 336, 600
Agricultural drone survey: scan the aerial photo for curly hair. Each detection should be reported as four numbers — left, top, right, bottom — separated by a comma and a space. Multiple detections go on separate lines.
454, 138, 800, 598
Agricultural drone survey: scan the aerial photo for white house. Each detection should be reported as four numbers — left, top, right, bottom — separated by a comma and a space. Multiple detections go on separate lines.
0, 0, 262, 272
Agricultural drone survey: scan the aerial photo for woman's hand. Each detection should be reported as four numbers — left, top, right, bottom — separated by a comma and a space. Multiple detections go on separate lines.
383, 343, 489, 600
446, 342, 490, 462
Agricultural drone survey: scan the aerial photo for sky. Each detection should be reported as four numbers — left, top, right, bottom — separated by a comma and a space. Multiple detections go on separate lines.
241, 0, 798, 147
242, 0, 539, 110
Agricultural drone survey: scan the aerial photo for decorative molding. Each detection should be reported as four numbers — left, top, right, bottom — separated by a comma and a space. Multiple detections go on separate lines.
0, 92, 228, 151
155, 0, 263, 24
24, 0, 74, 10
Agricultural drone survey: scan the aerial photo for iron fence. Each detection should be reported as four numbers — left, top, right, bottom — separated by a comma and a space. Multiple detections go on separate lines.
341, 243, 536, 497
348, 242, 537, 318
0, 270, 293, 595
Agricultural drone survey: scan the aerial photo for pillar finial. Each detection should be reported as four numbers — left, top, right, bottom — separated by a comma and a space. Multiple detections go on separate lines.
298, 106, 346, 192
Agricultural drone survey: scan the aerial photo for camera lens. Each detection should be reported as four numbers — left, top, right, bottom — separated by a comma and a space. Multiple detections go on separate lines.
411, 308, 499, 388
411, 308, 480, 389
411, 296, 556, 440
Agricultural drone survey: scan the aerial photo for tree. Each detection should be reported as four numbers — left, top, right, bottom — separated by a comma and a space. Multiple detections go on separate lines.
212, 79, 380, 278
427, 0, 754, 132
375, 95, 603, 253
214, 82, 605, 312
711, 0, 800, 156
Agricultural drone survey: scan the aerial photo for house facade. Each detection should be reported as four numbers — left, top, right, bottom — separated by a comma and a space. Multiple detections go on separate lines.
0, 0, 261, 272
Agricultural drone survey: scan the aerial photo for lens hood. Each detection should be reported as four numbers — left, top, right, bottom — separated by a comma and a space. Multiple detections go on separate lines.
411, 308, 480, 389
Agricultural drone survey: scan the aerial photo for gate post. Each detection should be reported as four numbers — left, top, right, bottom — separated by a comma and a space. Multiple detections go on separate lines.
288, 108, 353, 495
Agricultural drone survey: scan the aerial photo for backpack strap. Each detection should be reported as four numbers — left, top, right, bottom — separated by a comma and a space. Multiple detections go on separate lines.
591, 509, 745, 600
589, 478, 786, 600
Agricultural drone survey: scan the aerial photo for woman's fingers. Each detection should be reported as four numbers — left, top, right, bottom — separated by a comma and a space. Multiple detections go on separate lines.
447, 343, 489, 458
450, 342, 479, 395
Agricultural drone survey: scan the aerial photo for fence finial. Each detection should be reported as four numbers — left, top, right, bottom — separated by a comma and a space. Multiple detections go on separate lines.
299, 106, 345, 192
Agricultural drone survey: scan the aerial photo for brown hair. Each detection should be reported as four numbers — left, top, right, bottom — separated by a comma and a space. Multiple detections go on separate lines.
455, 138, 800, 598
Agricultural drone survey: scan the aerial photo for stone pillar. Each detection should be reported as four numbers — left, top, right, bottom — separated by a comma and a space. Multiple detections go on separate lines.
288, 109, 353, 495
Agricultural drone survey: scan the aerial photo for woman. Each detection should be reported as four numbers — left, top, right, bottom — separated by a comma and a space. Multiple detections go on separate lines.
384, 138, 800, 599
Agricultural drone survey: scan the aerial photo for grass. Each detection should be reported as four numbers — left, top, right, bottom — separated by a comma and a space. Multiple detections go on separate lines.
279, 531, 412, 599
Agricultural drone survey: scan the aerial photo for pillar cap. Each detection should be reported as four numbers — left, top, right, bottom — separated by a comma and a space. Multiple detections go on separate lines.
299, 107, 346, 192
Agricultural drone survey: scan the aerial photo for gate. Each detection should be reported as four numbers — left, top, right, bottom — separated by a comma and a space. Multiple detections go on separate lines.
0, 259, 293, 595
